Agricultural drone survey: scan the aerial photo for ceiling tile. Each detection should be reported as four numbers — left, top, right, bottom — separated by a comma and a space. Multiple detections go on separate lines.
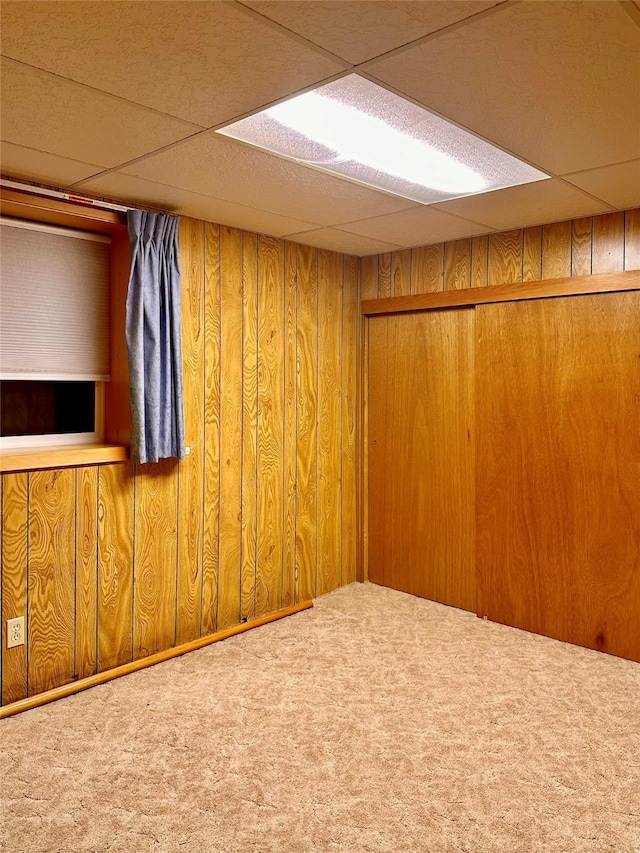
0, 142, 101, 187
339, 205, 490, 247
242, 1, 501, 64
117, 132, 416, 226
74, 172, 321, 237
433, 179, 613, 231
284, 227, 401, 256
368, 1, 640, 174
1, 58, 200, 168
563, 160, 640, 210
0, 1, 346, 127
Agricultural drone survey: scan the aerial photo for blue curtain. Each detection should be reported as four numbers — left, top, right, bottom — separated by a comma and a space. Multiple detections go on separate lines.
125, 210, 185, 464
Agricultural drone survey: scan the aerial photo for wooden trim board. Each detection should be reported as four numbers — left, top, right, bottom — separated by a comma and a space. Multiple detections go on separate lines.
0, 444, 129, 473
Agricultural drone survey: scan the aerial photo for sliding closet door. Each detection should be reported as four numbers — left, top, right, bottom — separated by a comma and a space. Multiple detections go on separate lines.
476, 291, 640, 661
368, 309, 475, 611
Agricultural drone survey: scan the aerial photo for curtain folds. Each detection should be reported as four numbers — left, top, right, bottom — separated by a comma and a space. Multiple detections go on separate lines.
125, 210, 185, 464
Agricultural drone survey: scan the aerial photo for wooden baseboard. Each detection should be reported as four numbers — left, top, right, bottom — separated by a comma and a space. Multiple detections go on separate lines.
0, 600, 313, 719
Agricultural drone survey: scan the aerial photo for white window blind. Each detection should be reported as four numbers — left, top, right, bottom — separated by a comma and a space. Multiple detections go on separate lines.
0, 217, 111, 380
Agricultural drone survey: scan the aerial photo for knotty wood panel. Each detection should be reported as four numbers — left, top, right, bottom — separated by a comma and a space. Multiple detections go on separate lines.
176, 217, 204, 645
283, 241, 298, 606
218, 226, 243, 631
1, 473, 28, 704
411, 244, 443, 293
98, 463, 134, 672
542, 221, 572, 280
488, 230, 522, 286
360, 255, 378, 300
391, 249, 411, 297
368, 310, 475, 611
318, 250, 343, 597
134, 459, 178, 658
523, 226, 542, 282
572, 217, 592, 277
471, 236, 489, 288
28, 469, 75, 695
378, 252, 392, 298
593, 211, 625, 274
76, 466, 98, 680
241, 232, 258, 620
476, 292, 640, 661
256, 236, 285, 615
624, 209, 640, 270
342, 255, 358, 586
295, 244, 318, 602
203, 221, 221, 636
444, 239, 471, 290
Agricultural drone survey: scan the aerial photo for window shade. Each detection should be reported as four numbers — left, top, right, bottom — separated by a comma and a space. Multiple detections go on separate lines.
0, 218, 110, 380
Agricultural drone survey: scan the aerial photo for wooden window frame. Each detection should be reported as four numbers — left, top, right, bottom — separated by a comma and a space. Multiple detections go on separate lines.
0, 188, 130, 472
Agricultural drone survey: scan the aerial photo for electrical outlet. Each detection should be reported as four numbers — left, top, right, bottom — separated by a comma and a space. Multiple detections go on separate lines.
7, 616, 25, 649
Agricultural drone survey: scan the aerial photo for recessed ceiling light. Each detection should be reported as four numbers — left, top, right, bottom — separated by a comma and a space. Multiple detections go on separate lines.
217, 75, 549, 204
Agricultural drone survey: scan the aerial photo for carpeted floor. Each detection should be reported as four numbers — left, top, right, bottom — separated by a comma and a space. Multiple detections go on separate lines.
1, 582, 639, 853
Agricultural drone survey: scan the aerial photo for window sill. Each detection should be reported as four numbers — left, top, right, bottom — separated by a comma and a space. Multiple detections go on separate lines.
0, 443, 129, 473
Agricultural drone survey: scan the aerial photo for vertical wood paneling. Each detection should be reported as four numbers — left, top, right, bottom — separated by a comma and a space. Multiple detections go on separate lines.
624, 209, 640, 270
317, 249, 343, 597
203, 222, 221, 635
391, 249, 411, 296
177, 218, 204, 645
378, 252, 392, 298
256, 236, 285, 616
76, 467, 98, 680
444, 239, 471, 290
283, 241, 298, 606
134, 460, 178, 658
218, 226, 243, 631
28, 469, 75, 695
522, 226, 542, 282
411, 244, 443, 293
488, 230, 522, 286
296, 245, 318, 602
471, 236, 489, 287
241, 232, 258, 621
98, 463, 134, 672
342, 255, 358, 586
542, 221, 572, 280
572, 217, 592, 277
592, 212, 625, 273
1, 473, 28, 704
360, 255, 378, 300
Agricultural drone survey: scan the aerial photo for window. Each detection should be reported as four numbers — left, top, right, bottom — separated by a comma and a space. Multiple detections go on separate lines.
0, 216, 110, 449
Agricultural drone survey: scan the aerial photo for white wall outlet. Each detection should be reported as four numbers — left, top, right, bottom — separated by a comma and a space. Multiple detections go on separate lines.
185, 446, 191, 456
7, 616, 25, 649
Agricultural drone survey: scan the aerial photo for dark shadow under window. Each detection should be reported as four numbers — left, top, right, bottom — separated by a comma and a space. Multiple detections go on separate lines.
0, 380, 95, 437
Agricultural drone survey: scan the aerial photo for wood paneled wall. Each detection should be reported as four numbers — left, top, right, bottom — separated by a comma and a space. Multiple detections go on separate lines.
0, 219, 359, 706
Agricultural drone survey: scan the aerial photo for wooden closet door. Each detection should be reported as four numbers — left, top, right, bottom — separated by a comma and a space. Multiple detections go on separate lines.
368, 309, 475, 611
476, 291, 640, 661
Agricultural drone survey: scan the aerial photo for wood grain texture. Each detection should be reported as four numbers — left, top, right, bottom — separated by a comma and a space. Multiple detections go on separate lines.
572, 217, 593, 277
317, 250, 343, 597
283, 241, 298, 606
203, 222, 221, 636
1, 444, 128, 474
256, 236, 285, 616
218, 226, 243, 631
241, 232, 258, 620
378, 252, 392, 298
411, 244, 444, 293
488, 230, 523, 286
471, 236, 489, 288
368, 310, 475, 611
1, 473, 28, 704
523, 226, 542, 282
444, 239, 471, 290
342, 255, 359, 586
177, 218, 204, 645
625, 208, 640, 271
98, 463, 134, 672
360, 254, 378, 300
391, 249, 411, 296
134, 459, 178, 658
593, 211, 625, 274
295, 244, 318, 602
542, 221, 572, 280
476, 293, 640, 661
28, 469, 75, 695
76, 466, 98, 680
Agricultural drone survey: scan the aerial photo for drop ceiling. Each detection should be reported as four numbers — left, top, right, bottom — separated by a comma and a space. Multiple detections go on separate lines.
1, 0, 639, 256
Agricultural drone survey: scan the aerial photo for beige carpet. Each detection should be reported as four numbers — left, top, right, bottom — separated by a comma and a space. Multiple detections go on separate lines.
1, 582, 639, 853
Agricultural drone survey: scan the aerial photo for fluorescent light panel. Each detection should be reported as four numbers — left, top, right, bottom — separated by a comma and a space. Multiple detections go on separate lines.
217, 75, 549, 205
